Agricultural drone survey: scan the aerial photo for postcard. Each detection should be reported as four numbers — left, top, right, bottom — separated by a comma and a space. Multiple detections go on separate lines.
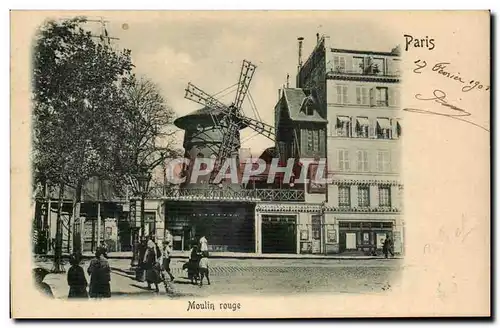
10, 10, 490, 318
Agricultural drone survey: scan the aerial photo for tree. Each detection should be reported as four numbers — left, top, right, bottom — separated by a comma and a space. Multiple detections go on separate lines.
32, 17, 133, 269
111, 75, 181, 196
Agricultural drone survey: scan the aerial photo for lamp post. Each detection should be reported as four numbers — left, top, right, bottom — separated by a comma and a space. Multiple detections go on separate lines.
129, 166, 152, 269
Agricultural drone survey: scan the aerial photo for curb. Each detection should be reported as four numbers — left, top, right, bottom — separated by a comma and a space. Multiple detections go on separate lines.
35, 254, 403, 261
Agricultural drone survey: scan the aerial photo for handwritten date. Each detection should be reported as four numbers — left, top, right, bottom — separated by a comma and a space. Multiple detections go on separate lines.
413, 60, 490, 93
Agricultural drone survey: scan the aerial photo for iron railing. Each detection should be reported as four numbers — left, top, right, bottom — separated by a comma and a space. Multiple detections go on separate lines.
326, 68, 400, 78
146, 186, 305, 202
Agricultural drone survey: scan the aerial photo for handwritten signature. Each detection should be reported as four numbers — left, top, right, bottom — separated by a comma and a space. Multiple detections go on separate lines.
403, 89, 489, 132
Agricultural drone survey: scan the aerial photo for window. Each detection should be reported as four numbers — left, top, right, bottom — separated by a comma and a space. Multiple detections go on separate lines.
303, 97, 314, 115
336, 116, 351, 137
377, 150, 391, 172
333, 55, 346, 72
338, 186, 351, 206
306, 104, 314, 115
306, 130, 320, 152
355, 117, 370, 138
336, 85, 349, 105
377, 118, 392, 139
389, 88, 400, 107
376, 87, 388, 106
357, 150, 369, 172
358, 186, 370, 207
372, 58, 385, 75
337, 149, 350, 171
353, 56, 364, 74
379, 186, 391, 207
355, 86, 369, 105
390, 59, 401, 76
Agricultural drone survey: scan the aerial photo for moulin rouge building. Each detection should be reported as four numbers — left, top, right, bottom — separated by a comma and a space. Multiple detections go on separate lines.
131, 35, 404, 256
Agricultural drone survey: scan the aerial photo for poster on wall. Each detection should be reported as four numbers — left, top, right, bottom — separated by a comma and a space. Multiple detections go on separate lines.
327, 230, 336, 243
300, 230, 309, 241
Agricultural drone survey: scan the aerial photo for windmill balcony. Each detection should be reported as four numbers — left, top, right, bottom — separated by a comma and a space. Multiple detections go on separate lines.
146, 186, 305, 202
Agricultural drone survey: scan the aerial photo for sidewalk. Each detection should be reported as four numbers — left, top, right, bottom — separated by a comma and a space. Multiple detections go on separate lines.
40, 250, 402, 260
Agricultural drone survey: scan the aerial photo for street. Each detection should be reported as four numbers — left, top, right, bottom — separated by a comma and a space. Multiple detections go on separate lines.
36, 258, 402, 299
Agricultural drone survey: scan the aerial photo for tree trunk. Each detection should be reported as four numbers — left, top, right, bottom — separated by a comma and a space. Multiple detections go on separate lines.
71, 182, 83, 254
51, 183, 65, 273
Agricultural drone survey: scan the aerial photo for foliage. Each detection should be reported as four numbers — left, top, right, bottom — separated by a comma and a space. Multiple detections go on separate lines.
32, 17, 134, 189
111, 75, 181, 194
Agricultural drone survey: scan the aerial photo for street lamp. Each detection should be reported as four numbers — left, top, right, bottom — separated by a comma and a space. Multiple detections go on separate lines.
129, 166, 152, 269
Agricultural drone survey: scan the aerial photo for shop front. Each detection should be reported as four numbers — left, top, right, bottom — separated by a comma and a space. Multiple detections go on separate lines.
165, 201, 256, 252
338, 221, 394, 253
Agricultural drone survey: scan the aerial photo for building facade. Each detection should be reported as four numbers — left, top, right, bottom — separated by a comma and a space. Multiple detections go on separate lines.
133, 36, 404, 256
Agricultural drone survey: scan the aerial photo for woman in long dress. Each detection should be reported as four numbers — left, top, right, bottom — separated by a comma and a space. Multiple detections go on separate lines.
67, 253, 88, 298
87, 247, 111, 298
143, 240, 162, 292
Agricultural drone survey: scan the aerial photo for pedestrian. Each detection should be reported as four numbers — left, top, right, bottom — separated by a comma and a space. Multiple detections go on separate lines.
99, 241, 108, 254
67, 253, 88, 299
136, 236, 148, 282
165, 230, 173, 246
87, 247, 111, 298
143, 239, 162, 292
33, 268, 54, 298
187, 244, 201, 285
382, 234, 395, 259
199, 235, 209, 257
161, 240, 175, 282
198, 253, 211, 287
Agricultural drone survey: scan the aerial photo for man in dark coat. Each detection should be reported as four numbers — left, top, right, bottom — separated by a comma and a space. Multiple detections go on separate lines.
382, 234, 395, 259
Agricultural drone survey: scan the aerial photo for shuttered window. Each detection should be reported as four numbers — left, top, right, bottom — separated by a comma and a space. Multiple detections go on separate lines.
337, 149, 350, 171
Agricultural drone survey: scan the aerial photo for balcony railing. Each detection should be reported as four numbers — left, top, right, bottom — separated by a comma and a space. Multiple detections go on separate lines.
146, 186, 305, 202
326, 68, 400, 78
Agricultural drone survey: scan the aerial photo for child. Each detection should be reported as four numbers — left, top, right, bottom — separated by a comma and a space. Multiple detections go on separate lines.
198, 254, 210, 286
67, 253, 88, 298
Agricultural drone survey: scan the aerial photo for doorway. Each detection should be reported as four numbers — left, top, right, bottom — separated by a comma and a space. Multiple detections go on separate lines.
261, 215, 297, 254
345, 232, 357, 250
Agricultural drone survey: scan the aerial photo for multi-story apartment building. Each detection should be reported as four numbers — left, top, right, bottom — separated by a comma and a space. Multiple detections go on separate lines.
274, 35, 404, 254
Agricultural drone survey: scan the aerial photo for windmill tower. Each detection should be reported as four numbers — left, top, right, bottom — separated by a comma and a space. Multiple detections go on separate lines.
174, 60, 277, 192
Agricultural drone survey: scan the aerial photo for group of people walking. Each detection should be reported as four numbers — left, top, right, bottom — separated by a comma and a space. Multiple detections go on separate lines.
66, 247, 111, 299
135, 234, 175, 293
184, 235, 211, 286
39, 232, 212, 299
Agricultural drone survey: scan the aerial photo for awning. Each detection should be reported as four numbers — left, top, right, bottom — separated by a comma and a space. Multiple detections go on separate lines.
377, 118, 391, 129
337, 116, 350, 123
356, 117, 370, 126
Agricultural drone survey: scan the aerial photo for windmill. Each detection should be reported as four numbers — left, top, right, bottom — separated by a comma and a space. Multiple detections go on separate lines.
184, 60, 277, 185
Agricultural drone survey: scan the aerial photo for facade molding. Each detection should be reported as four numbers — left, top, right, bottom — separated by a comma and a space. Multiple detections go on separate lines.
255, 202, 402, 214
332, 179, 402, 187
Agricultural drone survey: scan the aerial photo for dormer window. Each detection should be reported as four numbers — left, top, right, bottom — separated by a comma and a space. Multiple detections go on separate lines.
301, 96, 315, 116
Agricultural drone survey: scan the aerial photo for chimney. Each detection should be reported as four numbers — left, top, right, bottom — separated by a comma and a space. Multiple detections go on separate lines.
296, 37, 304, 88
286, 73, 290, 88
316, 33, 320, 43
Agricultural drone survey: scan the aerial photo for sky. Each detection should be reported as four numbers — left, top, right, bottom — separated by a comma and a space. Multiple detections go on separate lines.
82, 11, 400, 157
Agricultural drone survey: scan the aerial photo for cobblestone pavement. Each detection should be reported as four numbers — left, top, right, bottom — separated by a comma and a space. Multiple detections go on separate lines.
35, 258, 402, 299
